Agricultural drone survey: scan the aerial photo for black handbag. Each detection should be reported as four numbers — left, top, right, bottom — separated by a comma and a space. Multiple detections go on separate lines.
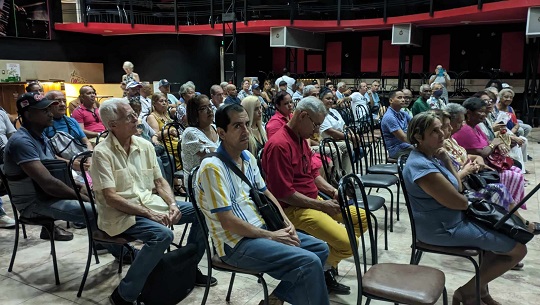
209, 153, 286, 231
477, 170, 500, 184
463, 174, 486, 192
466, 199, 533, 244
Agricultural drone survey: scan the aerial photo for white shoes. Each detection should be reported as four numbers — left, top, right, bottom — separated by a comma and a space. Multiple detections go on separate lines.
0, 214, 16, 228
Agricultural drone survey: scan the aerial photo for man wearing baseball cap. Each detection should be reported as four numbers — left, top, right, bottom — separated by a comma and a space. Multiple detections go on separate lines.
3, 93, 94, 241
157, 79, 179, 106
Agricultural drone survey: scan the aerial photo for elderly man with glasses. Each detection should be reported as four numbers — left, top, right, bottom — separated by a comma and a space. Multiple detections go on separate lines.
262, 96, 367, 296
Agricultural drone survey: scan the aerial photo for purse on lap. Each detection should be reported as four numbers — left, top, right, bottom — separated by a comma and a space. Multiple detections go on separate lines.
207, 153, 286, 231
486, 149, 514, 172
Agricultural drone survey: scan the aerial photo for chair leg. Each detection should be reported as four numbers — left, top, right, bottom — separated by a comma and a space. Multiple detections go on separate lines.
46, 225, 61, 285
443, 286, 449, 305
382, 204, 388, 250
386, 188, 394, 232
200, 266, 212, 305
365, 298, 371, 305
22, 223, 27, 239
92, 241, 100, 264
395, 183, 400, 221
118, 246, 124, 274
78, 236, 94, 297
259, 275, 269, 305
369, 213, 378, 265
8, 221, 20, 272
225, 272, 236, 302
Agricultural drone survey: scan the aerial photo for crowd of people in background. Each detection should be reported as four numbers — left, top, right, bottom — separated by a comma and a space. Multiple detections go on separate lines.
0, 62, 537, 305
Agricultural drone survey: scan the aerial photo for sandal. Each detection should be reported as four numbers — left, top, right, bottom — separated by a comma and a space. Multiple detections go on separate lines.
174, 184, 187, 197
525, 221, 540, 235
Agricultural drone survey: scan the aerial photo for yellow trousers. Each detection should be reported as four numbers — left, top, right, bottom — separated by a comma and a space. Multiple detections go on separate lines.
284, 205, 367, 267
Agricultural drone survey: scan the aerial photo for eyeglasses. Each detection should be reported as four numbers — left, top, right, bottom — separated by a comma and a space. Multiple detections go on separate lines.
305, 112, 321, 130
481, 98, 493, 103
198, 104, 213, 112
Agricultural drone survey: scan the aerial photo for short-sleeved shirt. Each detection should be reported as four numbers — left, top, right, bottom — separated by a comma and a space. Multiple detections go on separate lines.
181, 126, 220, 178
90, 133, 167, 236
167, 93, 179, 105
452, 124, 489, 151
3, 127, 56, 211
370, 92, 380, 106
292, 91, 303, 101
237, 89, 252, 101
320, 108, 345, 139
266, 111, 291, 139
44, 115, 87, 142
381, 107, 412, 158
0, 110, 16, 148
196, 145, 266, 257
403, 150, 463, 242
71, 103, 106, 133
411, 97, 430, 116
274, 75, 295, 95
350, 92, 368, 121
224, 96, 241, 105
262, 124, 319, 207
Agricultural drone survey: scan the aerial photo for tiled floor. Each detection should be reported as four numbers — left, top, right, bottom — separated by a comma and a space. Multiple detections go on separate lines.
1, 130, 540, 305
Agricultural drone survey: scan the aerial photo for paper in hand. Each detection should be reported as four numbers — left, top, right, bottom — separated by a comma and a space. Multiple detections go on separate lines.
495, 112, 511, 125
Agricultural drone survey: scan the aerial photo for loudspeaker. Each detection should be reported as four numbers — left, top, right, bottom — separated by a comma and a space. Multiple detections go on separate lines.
270, 27, 325, 51
526, 7, 540, 37
391, 24, 422, 47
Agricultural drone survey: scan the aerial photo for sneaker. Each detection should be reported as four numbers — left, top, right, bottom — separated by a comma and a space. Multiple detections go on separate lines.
0, 214, 16, 229
115, 247, 139, 265
527, 155, 533, 161
109, 287, 136, 305
511, 262, 524, 270
194, 268, 218, 287
325, 268, 350, 295
40, 226, 74, 241
71, 222, 87, 229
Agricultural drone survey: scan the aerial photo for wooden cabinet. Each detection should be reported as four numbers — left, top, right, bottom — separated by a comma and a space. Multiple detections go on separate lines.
0, 83, 26, 115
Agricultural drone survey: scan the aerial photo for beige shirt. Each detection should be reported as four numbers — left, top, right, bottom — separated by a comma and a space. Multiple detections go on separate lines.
90, 133, 168, 236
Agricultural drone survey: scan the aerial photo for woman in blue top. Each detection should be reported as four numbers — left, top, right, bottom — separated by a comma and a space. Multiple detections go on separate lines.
403, 112, 527, 305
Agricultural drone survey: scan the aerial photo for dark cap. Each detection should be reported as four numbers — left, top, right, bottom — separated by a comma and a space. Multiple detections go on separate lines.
158, 79, 170, 87
16, 92, 58, 114
252, 83, 260, 90
462, 97, 487, 111
279, 80, 287, 86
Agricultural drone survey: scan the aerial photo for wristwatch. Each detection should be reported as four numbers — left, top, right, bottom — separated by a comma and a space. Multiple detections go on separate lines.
488, 143, 495, 150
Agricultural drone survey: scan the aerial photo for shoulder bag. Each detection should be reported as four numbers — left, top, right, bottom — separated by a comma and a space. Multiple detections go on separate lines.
209, 153, 286, 231
486, 149, 513, 172
47, 117, 87, 159
462, 174, 486, 192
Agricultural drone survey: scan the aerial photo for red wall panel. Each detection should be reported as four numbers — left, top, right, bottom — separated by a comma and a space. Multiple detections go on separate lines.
500, 32, 524, 73
381, 40, 400, 76
412, 55, 424, 73
307, 54, 323, 71
361, 36, 379, 72
429, 34, 450, 70
326, 42, 342, 74
272, 48, 286, 73
297, 49, 305, 74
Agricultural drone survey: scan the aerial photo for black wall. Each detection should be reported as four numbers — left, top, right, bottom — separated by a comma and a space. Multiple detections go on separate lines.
0, 32, 221, 94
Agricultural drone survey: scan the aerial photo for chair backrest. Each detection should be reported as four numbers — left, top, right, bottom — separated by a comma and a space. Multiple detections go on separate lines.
397, 155, 418, 249
319, 137, 345, 188
95, 130, 109, 145
187, 166, 215, 270
0, 165, 21, 222
344, 126, 371, 176
337, 173, 378, 305
68, 151, 98, 227
162, 121, 184, 171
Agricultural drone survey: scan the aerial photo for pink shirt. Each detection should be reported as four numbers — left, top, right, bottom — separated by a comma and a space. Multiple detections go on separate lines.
71, 103, 106, 133
266, 111, 292, 140
452, 124, 488, 150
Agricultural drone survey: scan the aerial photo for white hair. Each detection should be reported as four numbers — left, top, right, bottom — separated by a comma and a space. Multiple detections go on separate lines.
419, 84, 431, 92
100, 98, 129, 129
295, 96, 327, 116
498, 88, 514, 98
443, 103, 467, 121
337, 82, 346, 89
123, 61, 134, 69
303, 85, 315, 97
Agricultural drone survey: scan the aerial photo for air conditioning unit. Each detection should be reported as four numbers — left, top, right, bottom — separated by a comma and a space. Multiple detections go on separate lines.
391, 24, 422, 47
270, 27, 325, 51
526, 7, 540, 38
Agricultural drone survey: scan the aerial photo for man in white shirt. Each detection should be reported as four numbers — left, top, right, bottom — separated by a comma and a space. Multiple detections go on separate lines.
209, 84, 224, 115
274, 68, 295, 96
139, 83, 152, 118
350, 82, 369, 122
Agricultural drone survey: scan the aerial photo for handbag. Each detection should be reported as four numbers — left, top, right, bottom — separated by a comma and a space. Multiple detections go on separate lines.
209, 153, 286, 231
463, 174, 486, 192
466, 199, 533, 244
47, 117, 87, 159
486, 149, 514, 172
477, 169, 500, 184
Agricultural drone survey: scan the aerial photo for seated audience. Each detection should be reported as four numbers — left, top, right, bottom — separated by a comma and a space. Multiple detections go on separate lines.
147, 93, 180, 171
4, 93, 92, 241
450, 98, 526, 205
262, 96, 367, 295
401, 88, 413, 118
139, 83, 152, 117
496, 88, 532, 138
209, 84, 225, 114
71, 85, 106, 141
90, 98, 210, 305
158, 79, 179, 106
427, 82, 446, 109
403, 112, 526, 305
381, 90, 413, 159
319, 88, 353, 174
262, 79, 274, 105
411, 84, 432, 115
197, 103, 329, 305
367, 80, 381, 107
177, 82, 197, 124
303, 85, 319, 99
25, 81, 44, 95
266, 91, 294, 139
274, 68, 295, 95
251, 83, 269, 110
181, 94, 220, 183
237, 79, 252, 101
241, 96, 267, 157
292, 80, 304, 100
224, 84, 241, 105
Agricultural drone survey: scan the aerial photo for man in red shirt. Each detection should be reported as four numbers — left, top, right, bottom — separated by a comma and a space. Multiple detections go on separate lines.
262, 96, 367, 295
71, 85, 106, 141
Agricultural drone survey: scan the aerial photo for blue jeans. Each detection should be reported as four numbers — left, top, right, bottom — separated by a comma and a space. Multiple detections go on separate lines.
221, 232, 330, 305
22, 199, 95, 228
